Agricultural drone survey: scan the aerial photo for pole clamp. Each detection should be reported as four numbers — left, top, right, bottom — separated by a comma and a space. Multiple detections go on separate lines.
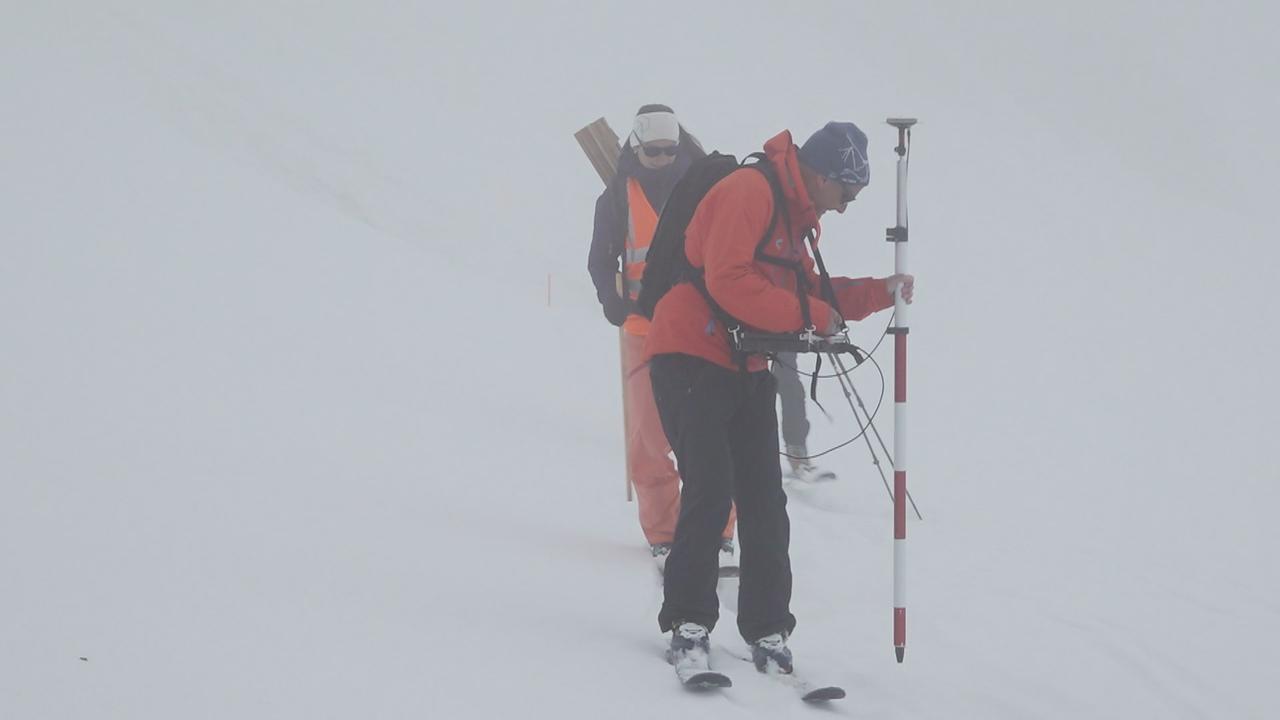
801, 325, 819, 347
886, 226, 908, 243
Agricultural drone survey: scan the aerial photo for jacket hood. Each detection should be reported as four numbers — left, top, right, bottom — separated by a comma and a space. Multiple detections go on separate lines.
762, 130, 821, 242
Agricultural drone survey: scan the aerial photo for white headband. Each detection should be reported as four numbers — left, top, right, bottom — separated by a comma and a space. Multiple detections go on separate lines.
632, 111, 680, 145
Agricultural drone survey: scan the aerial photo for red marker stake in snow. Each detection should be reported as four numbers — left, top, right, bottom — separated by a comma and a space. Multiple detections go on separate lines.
886, 117, 916, 664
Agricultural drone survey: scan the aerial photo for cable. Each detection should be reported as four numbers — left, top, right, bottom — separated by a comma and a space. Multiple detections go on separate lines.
773, 350, 887, 461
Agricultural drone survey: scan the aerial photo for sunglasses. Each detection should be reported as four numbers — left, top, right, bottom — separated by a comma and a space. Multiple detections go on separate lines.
836, 180, 864, 203
641, 144, 679, 158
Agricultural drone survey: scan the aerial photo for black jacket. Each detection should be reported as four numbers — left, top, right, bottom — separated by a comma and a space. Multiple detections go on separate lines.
587, 129, 705, 326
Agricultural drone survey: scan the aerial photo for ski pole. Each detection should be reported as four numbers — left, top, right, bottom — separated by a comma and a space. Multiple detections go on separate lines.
826, 352, 923, 521
825, 352, 893, 504
886, 117, 916, 664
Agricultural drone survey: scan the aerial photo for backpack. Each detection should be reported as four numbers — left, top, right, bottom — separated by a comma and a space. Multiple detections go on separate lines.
636, 152, 788, 321
637, 150, 856, 399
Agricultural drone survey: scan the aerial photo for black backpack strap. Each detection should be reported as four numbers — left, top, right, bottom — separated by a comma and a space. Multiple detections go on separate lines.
688, 155, 845, 377
807, 233, 843, 325
686, 155, 785, 373
689, 273, 749, 372
743, 156, 819, 335
737, 159, 848, 404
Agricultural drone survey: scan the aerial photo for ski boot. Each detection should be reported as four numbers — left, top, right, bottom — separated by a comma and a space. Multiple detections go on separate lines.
751, 631, 794, 674
650, 542, 672, 573
718, 537, 739, 577
784, 445, 836, 483
668, 621, 731, 688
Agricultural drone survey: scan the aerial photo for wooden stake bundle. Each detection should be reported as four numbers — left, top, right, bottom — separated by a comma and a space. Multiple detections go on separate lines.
574, 118, 622, 185
574, 118, 632, 501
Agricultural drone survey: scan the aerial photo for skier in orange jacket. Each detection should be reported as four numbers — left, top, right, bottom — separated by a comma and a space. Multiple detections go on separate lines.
647, 121, 914, 671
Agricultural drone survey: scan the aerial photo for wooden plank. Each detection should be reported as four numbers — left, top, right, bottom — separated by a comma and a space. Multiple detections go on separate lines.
574, 117, 622, 186
574, 117, 632, 502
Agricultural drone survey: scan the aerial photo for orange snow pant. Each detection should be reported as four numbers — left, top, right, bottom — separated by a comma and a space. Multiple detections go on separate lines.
622, 330, 736, 545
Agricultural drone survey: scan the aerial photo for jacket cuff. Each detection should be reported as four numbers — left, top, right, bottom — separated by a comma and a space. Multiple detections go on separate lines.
879, 279, 895, 311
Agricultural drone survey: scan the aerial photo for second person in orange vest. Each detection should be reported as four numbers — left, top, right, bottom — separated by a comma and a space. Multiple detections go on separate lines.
587, 104, 737, 572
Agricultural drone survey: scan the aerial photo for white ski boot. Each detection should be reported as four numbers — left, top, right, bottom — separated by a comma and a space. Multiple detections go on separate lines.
667, 622, 731, 688
718, 537, 739, 577
751, 631, 794, 674
784, 445, 836, 483
650, 542, 672, 573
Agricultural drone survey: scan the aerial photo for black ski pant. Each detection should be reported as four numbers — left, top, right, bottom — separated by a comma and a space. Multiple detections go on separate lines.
650, 353, 797, 643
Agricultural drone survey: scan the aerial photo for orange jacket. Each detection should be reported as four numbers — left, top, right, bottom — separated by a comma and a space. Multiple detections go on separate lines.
644, 130, 894, 372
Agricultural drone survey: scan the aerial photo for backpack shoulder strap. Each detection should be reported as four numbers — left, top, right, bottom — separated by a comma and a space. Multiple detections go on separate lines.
740, 154, 820, 332
740, 153, 788, 257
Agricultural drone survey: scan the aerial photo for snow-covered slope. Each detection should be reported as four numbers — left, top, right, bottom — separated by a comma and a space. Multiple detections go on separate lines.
2, 3, 1277, 718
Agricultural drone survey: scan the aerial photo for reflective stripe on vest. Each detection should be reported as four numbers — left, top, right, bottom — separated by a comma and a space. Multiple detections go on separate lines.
622, 178, 660, 336
624, 177, 659, 301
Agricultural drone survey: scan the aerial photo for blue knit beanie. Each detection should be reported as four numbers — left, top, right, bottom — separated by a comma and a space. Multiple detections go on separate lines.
797, 121, 870, 185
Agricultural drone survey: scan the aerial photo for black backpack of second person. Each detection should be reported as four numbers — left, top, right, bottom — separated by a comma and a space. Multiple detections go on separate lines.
635, 152, 785, 320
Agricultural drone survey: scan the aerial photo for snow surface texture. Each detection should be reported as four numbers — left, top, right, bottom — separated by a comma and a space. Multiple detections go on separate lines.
2, 2, 1277, 718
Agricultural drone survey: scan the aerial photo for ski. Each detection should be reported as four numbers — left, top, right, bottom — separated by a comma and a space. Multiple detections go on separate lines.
784, 466, 837, 483
667, 622, 732, 690
768, 669, 846, 703
725, 649, 845, 703
676, 668, 733, 690
759, 664, 846, 702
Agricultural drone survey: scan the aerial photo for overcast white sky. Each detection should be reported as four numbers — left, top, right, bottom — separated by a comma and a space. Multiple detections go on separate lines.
2, 2, 1277, 717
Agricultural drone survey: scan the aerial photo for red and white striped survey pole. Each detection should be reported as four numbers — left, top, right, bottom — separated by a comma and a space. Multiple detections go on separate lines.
886, 117, 916, 664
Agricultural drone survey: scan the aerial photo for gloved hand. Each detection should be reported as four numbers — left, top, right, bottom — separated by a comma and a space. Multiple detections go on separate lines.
602, 292, 631, 327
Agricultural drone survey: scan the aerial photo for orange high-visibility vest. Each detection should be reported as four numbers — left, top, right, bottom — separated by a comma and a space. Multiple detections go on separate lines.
621, 177, 658, 336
